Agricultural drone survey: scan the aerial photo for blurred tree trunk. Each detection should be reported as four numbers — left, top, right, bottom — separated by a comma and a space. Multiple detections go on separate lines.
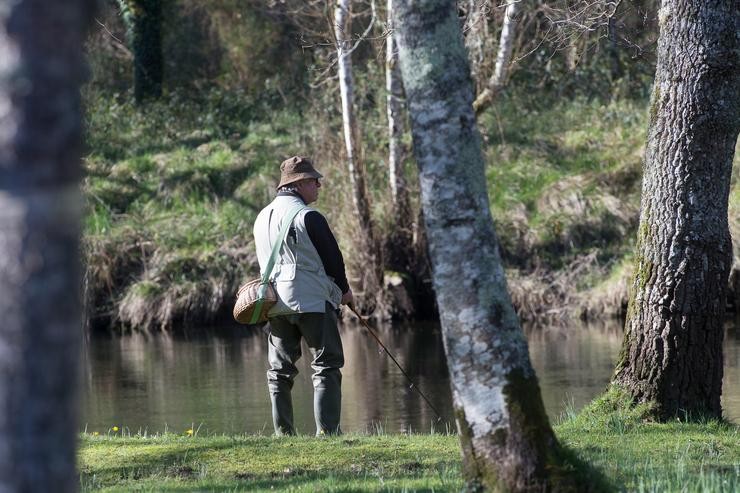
612, 0, 739, 420
393, 1, 582, 490
119, 0, 163, 102
334, 0, 382, 305
0, 1, 93, 491
473, 0, 520, 114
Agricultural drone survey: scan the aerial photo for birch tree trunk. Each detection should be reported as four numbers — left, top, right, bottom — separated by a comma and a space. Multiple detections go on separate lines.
473, 0, 520, 114
612, 0, 739, 420
386, 0, 407, 211
385, 0, 414, 273
463, 0, 489, 88
393, 1, 581, 490
334, 0, 381, 300
0, 1, 93, 491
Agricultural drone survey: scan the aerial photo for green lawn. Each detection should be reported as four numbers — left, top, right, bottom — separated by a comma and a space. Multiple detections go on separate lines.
79, 418, 740, 492
79, 433, 463, 492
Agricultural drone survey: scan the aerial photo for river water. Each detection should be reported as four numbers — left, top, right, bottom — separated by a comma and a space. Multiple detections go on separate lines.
81, 319, 740, 435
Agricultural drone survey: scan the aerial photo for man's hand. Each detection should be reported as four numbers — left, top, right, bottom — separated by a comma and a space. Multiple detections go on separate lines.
341, 288, 354, 306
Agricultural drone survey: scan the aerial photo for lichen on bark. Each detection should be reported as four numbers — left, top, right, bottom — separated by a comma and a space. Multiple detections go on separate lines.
393, 0, 588, 490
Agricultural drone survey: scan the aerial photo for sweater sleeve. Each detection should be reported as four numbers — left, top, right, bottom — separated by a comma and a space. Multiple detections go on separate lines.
304, 211, 350, 294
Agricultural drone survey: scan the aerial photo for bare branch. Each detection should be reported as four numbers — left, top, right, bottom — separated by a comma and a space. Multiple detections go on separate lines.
348, 0, 377, 54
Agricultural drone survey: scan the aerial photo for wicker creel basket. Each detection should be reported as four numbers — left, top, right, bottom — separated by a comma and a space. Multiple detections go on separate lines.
233, 279, 277, 324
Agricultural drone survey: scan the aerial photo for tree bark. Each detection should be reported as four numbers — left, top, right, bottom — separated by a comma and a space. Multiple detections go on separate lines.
463, 0, 489, 88
334, 0, 381, 302
612, 0, 739, 420
0, 1, 93, 491
386, 0, 407, 212
385, 0, 414, 274
393, 1, 580, 490
473, 0, 520, 114
607, 16, 622, 81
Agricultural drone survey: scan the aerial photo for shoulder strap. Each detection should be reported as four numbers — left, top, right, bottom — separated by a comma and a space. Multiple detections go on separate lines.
261, 204, 306, 283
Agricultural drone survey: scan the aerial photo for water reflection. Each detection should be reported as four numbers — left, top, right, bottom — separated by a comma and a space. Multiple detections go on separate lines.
526, 320, 624, 422
81, 319, 740, 434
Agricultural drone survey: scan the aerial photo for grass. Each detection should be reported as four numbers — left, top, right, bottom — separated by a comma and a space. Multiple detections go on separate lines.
480, 96, 645, 271
78, 414, 740, 492
558, 420, 740, 492
83, 85, 657, 329
82, 88, 305, 329
79, 75, 740, 329
556, 388, 740, 492
78, 433, 464, 492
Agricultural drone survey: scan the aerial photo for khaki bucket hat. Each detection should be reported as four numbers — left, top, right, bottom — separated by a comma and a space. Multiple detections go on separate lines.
277, 156, 323, 189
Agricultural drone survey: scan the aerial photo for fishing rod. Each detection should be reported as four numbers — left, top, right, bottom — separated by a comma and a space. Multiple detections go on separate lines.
347, 303, 444, 423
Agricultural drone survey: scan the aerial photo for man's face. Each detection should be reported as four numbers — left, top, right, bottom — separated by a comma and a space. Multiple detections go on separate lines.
295, 177, 321, 204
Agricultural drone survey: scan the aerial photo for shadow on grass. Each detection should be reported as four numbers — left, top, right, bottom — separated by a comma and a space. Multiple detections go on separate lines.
79, 440, 238, 487
557, 443, 618, 493
81, 454, 462, 492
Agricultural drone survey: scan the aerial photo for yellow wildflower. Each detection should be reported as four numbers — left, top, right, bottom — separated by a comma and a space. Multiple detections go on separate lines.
186, 429, 194, 436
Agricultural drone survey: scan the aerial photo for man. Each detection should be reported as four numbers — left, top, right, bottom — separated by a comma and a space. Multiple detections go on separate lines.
253, 156, 353, 436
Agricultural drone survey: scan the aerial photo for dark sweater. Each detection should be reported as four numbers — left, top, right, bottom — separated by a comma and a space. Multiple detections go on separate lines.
277, 191, 350, 294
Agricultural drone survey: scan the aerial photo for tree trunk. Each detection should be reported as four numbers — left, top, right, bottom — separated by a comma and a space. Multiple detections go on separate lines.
385, 0, 414, 273
564, 36, 580, 72
386, 0, 407, 213
134, 0, 162, 101
119, 0, 163, 102
393, 1, 581, 490
0, 1, 93, 491
473, 0, 520, 114
463, 0, 489, 88
612, 0, 739, 420
334, 0, 381, 303
607, 17, 622, 81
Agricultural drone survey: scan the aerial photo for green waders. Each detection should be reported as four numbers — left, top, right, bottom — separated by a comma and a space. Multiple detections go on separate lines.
267, 303, 343, 436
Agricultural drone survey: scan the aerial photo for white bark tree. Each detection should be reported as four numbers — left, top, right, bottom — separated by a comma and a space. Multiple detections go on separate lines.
393, 0, 583, 490
384, 0, 416, 276
473, 0, 521, 113
334, 0, 382, 301
463, 0, 490, 87
612, 0, 739, 419
0, 0, 93, 490
386, 0, 406, 211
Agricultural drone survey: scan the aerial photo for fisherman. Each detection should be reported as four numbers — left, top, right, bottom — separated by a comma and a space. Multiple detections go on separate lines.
253, 156, 353, 436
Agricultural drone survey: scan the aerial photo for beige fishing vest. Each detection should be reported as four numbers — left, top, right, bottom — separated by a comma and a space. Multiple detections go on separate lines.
253, 195, 343, 315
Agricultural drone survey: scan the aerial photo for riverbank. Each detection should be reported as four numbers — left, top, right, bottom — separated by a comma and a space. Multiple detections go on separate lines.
79, 416, 739, 492
82, 86, 740, 330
